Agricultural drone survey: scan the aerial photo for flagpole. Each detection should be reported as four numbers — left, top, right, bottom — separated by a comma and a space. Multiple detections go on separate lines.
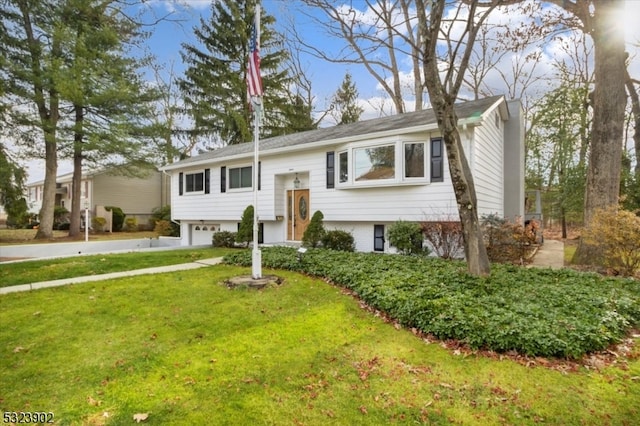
251, 4, 262, 279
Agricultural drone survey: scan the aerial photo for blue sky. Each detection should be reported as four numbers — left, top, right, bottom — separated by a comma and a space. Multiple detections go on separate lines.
21, 0, 640, 182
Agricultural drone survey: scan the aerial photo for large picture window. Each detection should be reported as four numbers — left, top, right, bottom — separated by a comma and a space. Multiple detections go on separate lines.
185, 172, 204, 193
229, 166, 252, 189
326, 139, 436, 187
354, 145, 395, 181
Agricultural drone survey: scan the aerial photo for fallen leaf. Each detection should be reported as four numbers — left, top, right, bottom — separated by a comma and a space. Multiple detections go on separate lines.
359, 405, 368, 414
87, 396, 101, 406
133, 413, 149, 423
13, 346, 25, 353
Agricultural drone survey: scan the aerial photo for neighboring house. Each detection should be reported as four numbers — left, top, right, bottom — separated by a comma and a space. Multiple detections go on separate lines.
161, 96, 525, 251
27, 167, 170, 229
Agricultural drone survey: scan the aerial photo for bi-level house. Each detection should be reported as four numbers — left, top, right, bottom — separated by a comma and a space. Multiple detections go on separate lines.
161, 96, 524, 251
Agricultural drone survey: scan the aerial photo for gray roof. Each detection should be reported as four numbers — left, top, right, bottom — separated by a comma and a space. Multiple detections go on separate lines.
164, 95, 505, 170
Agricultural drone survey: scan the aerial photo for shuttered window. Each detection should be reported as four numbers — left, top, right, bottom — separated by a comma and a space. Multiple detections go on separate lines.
220, 167, 226, 193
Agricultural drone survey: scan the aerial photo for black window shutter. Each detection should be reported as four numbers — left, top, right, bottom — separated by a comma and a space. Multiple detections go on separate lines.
326, 151, 335, 188
179, 172, 183, 196
430, 138, 444, 182
204, 169, 210, 194
220, 167, 226, 193
374, 225, 385, 252
258, 161, 261, 191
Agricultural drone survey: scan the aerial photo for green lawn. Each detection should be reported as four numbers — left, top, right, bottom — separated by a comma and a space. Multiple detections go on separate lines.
0, 248, 234, 287
1, 264, 638, 425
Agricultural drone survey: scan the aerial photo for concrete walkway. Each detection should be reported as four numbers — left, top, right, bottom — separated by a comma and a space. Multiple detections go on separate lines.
0, 257, 223, 295
529, 239, 565, 269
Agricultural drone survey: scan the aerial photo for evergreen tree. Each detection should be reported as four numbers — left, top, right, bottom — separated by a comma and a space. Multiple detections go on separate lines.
332, 72, 363, 125
302, 210, 325, 248
179, 0, 293, 146
55, 0, 159, 237
0, 142, 28, 227
0, 0, 159, 238
237, 205, 254, 247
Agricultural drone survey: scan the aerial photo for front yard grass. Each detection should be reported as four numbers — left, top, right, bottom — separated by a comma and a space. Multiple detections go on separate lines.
0, 248, 234, 288
1, 265, 638, 425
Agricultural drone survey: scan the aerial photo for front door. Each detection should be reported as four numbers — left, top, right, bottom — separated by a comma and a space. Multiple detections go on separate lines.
287, 189, 310, 241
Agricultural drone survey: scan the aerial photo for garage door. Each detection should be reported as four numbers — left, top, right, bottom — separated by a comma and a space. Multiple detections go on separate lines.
192, 224, 218, 245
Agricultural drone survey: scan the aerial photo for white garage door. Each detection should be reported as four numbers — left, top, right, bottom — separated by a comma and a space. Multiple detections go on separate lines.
192, 224, 218, 245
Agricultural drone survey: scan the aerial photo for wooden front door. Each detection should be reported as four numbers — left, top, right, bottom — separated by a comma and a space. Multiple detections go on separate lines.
287, 189, 310, 241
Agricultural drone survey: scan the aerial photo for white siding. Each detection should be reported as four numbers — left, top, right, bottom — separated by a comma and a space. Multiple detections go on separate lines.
168, 100, 520, 251
473, 108, 504, 217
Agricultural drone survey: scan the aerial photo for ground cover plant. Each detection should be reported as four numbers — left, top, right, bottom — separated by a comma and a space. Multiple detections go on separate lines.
0, 248, 234, 288
225, 247, 640, 359
1, 266, 638, 424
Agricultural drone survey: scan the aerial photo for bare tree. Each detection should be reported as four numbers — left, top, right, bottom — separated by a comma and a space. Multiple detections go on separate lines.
417, 0, 523, 276
298, 0, 424, 113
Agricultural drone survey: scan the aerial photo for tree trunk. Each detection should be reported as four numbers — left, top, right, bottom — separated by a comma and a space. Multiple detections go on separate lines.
437, 100, 491, 276
69, 152, 82, 237
35, 133, 57, 239
69, 106, 84, 238
574, 0, 627, 264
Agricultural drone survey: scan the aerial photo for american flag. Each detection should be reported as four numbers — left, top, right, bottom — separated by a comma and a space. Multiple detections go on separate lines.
247, 7, 263, 99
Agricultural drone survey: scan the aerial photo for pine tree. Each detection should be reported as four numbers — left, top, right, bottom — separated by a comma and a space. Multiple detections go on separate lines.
54, 0, 159, 237
0, 0, 159, 238
237, 205, 254, 247
179, 0, 293, 146
332, 72, 363, 125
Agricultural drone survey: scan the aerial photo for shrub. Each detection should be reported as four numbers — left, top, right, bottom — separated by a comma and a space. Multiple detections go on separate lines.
388, 220, 426, 255
54, 205, 69, 226
213, 231, 237, 248
321, 229, 355, 252
149, 206, 179, 237
236, 205, 254, 247
302, 211, 325, 248
124, 217, 138, 232
582, 206, 640, 277
482, 214, 537, 264
154, 219, 174, 237
92, 216, 107, 232
105, 206, 125, 232
421, 221, 464, 259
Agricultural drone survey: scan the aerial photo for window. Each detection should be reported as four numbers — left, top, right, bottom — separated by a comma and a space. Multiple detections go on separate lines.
229, 166, 252, 189
404, 142, 425, 178
339, 152, 348, 183
185, 172, 204, 193
354, 145, 395, 181
374, 225, 385, 252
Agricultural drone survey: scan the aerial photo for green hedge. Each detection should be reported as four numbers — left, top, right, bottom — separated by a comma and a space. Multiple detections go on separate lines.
224, 247, 640, 358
